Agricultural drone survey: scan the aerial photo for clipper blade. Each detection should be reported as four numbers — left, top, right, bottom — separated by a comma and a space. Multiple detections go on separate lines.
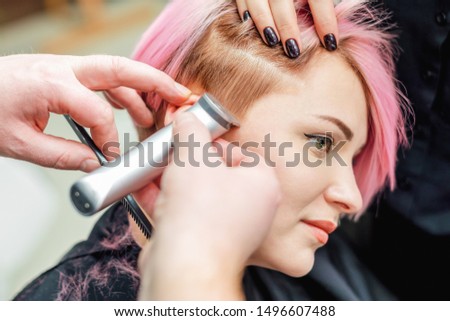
121, 195, 152, 239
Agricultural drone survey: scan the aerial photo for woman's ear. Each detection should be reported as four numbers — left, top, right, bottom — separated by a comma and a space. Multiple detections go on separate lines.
163, 95, 201, 126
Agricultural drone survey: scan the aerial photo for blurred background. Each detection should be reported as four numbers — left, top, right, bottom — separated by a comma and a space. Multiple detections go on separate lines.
0, 0, 168, 300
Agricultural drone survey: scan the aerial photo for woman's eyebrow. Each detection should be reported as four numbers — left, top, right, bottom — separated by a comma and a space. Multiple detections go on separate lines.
314, 115, 354, 141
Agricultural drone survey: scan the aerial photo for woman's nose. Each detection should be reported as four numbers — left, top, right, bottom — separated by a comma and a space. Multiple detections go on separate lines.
323, 168, 363, 214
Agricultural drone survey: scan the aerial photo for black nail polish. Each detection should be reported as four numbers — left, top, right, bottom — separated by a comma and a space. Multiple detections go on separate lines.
263, 27, 279, 47
243, 10, 251, 22
285, 38, 300, 58
324, 33, 337, 51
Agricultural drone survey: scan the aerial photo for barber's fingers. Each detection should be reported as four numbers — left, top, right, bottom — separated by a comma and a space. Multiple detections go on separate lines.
52, 82, 119, 156
71, 55, 192, 105
308, 0, 339, 51
164, 94, 201, 126
171, 112, 217, 167
213, 138, 247, 167
104, 87, 154, 128
15, 127, 100, 172
234, 160, 281, 224
103, 91, 123, 110
245, 0, 280, 47
269, 0, 302, 58
221, 141, 281, 225
213, 138, 277, 186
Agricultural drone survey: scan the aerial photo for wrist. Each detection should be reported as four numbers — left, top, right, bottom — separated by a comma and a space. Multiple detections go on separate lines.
140, 231, 245, 300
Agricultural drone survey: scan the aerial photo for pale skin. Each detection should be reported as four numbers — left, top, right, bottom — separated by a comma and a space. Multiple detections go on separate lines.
0, 54, 192, 171
135, 52, 368, 299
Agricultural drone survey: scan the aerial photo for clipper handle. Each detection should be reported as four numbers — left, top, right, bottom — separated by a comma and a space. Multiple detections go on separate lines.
70, 94, 239, 216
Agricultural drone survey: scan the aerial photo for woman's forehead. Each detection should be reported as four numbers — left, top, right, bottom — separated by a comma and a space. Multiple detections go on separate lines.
237, 54, 369, 151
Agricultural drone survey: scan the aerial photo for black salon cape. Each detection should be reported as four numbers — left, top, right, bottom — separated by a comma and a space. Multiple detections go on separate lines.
14, 204, 393, 301
344, 0, 450, 300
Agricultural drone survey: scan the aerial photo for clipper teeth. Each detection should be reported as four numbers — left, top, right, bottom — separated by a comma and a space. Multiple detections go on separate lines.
121, 196, 152, 239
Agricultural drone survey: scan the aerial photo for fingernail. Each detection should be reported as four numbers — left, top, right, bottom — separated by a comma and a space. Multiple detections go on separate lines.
285, 38, 300, 58
174, 83, 191, 97
81, 159, 100, 172
243, 10, 251, 22
324, 33, 337, 51
263, 27, 279, 47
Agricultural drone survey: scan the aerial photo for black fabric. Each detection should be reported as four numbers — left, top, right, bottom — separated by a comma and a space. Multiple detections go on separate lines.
369, 204, 450, 300
343, 0, 450, 300
14, 205, 390, 301
379, 0, 450, 235
14, 204, 141, 301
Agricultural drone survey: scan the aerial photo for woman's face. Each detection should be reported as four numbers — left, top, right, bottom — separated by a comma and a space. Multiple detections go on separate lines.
222, 53, 368, 277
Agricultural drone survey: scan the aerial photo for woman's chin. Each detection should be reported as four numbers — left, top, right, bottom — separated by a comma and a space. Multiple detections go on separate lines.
252, 250, 316, 278
282, 257, 315, 278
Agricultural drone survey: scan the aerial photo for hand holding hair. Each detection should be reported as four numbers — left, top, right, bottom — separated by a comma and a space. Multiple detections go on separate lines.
0, 54, 192, 172
138, 112, 281, 300
236, 0, 339, 57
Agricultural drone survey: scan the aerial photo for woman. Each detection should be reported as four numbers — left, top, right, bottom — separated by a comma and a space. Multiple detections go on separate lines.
15, 0, 409, 300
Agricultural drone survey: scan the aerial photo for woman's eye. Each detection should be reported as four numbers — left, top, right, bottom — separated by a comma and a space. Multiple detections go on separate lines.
304, 134, 334, 154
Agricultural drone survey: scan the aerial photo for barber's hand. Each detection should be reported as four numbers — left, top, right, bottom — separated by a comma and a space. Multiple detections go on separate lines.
0, 54, 192, 171
138, 112, 281, 300
236, 0, 339, 57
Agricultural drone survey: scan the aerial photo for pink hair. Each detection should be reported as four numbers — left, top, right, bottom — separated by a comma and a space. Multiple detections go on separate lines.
132, 0, 231, 111
133, 0, 410, 214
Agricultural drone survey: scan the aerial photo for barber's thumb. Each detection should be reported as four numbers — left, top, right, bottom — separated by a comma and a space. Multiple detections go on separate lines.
22, 132, 101, 172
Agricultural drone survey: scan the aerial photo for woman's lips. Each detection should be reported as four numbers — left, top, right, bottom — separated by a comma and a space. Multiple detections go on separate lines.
302, 220, 337, 244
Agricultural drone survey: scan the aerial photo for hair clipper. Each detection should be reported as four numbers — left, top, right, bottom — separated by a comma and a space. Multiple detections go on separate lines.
70, 93, 239, 216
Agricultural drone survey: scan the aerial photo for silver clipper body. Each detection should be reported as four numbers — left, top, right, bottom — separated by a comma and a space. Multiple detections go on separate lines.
71, 94, 239, 216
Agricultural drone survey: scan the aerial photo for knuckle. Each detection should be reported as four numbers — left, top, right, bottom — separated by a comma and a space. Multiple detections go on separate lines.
100, 107, 115, 124
30, 57, 57, 75
149, 71, 166, 92
6, 134, 26, 159
93, 103, 115, 128
109, 55, 127, 83
251, 10, 271, 24
318, 17, 335, 29
28, 59, 69, 106
52, 149, 72, 169
30, 61, 61, 86
276, 21, 296, 35
268, 0, 284, 5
